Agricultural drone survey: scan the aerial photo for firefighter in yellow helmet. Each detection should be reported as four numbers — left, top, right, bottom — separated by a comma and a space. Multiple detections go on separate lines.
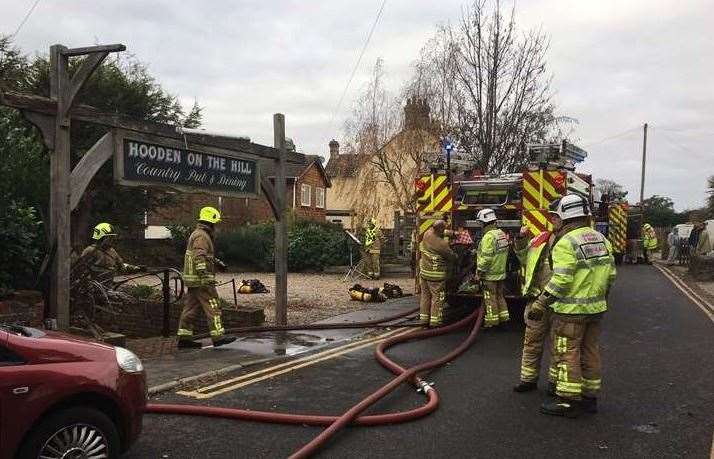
641, 222, 658, 264
419, 219, 457, 326
528, 194, 616, 417
176, 206, 236, 349
475, 208, 511, 328
363, 217, 382, 279
80, 223, 142, 280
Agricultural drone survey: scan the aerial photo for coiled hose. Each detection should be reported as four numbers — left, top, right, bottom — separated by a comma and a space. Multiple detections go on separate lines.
146, 306, 483, 458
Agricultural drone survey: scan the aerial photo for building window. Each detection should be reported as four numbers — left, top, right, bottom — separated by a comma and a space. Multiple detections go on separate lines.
316, 187, 325, 209
301, 184, 311, 207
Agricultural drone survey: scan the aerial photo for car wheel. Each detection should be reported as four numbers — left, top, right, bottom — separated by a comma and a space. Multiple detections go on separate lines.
18, 406, 120, 459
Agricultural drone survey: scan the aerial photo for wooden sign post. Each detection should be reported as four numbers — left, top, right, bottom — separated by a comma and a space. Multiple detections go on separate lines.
0, 43, 298, 329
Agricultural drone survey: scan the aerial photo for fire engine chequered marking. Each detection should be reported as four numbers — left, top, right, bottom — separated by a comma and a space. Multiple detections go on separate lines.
522, 171, 560, 210
608, 205, 627, 253
176, 329, 412, 400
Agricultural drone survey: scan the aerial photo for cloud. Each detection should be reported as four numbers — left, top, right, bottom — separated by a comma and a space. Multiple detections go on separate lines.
3, 0, 712, 210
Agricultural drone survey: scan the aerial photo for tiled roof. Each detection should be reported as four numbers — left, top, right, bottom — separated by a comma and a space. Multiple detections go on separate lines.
324, 153, 366, 178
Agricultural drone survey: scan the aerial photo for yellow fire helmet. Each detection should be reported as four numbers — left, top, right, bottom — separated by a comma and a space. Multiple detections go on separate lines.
92, 222, 117, 240
198, 206, 221, 224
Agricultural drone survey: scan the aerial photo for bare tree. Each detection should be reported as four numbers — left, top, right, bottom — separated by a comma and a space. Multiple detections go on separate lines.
343, 60, 441, 223
595, 178, 628, 201
408, 0, 558, 174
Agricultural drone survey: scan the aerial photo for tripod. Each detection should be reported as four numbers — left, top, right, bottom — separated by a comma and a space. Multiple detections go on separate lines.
343, 232, 368, 282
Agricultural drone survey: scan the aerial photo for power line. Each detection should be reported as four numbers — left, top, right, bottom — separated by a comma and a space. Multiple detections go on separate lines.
581, 126, 641, 147
11, 0, 41, 38
329, 0, 387, 131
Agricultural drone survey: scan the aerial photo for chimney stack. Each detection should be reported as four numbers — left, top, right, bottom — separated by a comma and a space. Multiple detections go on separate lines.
404, 97, 431, 130
329, 139, 340, 156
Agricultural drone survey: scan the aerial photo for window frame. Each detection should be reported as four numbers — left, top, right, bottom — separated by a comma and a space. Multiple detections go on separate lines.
315, 187, 325, 209
300, 184, 312, 207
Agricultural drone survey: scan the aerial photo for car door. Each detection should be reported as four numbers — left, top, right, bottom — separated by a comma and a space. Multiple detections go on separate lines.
0, 330, 32, 459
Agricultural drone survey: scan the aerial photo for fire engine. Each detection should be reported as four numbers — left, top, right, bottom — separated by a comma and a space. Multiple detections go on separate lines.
414, 141, 618, 316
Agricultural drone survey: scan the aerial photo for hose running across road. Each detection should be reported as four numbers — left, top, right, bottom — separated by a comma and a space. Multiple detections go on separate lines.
146, 306, 483, 457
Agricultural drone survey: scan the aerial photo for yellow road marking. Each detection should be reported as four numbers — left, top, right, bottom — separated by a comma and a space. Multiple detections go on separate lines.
655, 264, 714, 324
177, 328, 414, 400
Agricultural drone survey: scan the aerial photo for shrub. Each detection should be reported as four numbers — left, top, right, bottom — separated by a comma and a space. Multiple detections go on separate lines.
0, 202, 44, 291
216, 222, 275, 271
215, 220, 349, 272
288, 220, 349, 271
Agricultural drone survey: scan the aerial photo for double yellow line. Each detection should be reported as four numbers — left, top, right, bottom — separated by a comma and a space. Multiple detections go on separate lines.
655, 264, 714, 324
177, 328, 414, 400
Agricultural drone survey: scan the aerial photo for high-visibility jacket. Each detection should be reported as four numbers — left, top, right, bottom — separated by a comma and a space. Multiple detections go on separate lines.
477, 226, 510, 281
183, 223, 216, 288
642, 223, 658, 250
515, 231, 553, 297
364, 224, 382, 253
544, 226, 617, 315
419, 227, 457, 282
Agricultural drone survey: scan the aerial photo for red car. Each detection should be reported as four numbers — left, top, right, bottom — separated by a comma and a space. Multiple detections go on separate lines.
0, 323, 146, 458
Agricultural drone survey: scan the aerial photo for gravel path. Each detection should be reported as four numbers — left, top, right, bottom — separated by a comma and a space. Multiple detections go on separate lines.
214, 272, 415, 325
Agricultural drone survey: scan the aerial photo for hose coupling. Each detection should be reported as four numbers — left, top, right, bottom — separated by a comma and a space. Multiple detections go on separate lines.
417, 381, 434, 394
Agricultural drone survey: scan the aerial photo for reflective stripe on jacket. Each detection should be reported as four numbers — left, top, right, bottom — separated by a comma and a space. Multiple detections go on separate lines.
183, 223, 216, 288
419, 228, 456, 282
477, 227, 509, 281
544, 226, 617, 315
515, 231, 553, 297
364, 224, 381, 253
642, 224, 658, 250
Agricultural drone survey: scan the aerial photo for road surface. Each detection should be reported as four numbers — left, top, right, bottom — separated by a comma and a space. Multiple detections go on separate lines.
129, 264, 714, 458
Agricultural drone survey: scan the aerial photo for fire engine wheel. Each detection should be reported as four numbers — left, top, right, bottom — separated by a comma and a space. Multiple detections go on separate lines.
19, 407, 120, 459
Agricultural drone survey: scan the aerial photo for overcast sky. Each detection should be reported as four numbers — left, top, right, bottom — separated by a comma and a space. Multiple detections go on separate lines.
2, 0, 712, 210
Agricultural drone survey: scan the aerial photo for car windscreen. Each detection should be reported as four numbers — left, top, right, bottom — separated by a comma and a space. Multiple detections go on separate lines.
0, 323, 46, 338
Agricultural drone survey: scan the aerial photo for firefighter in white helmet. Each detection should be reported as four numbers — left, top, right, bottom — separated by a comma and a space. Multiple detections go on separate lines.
528, 194, 616, 417
475, 208, 511, 328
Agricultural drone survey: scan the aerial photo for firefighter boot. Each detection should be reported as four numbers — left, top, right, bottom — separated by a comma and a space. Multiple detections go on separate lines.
513, 381, 538, 393
540, 397, 582, 418
582, 396, 598, 414
177, 339, 202, 349
212, 334, 237, 347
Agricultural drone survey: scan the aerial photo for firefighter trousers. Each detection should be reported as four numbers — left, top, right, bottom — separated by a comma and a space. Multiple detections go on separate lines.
482, 280, 509, 327
366, 250, 381, 279
419, 277, 445, 326
519, 300, 551, 383
548, 313, 603, 400
177, 286, 226, 340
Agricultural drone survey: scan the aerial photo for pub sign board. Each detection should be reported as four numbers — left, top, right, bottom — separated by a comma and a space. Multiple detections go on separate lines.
114, 130, 259, 198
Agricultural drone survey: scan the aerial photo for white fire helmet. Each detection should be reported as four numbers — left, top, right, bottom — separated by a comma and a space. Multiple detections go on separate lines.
476, 208, 498, 224
548, 193, 591, 221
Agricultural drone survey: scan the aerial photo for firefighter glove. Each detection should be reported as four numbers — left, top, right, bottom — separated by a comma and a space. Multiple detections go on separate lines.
527, 295, 550, 321
215, 258, 228, 271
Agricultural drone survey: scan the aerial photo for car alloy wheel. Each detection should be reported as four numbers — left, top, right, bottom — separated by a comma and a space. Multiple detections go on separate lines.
38, 423, 109, 459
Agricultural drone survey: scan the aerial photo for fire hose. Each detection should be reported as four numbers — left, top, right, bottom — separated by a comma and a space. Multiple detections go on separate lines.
146, 306, 483, 457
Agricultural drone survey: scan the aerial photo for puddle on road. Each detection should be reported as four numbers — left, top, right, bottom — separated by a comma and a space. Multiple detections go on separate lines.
232, 331, 326, 357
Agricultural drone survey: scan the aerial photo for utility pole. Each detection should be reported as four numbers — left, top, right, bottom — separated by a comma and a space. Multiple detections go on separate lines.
273, 113, 288, 326
639, 122, 648, 231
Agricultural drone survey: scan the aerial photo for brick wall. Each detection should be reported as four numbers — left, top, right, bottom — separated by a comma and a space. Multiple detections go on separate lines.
0, 291, 44, 327
295, 164, 328, 222
92, 300, 265, 338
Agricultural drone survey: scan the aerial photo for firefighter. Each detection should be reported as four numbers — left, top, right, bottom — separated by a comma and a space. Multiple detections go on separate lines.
419, 219, 457, 326
363, 218, 382, 279
528, 194, 617, 417
475, 209, 510, 328
176, 206, 236, 349
512, 225, 555, 392
80, 223, 142, 279
641, 222, 658, 264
